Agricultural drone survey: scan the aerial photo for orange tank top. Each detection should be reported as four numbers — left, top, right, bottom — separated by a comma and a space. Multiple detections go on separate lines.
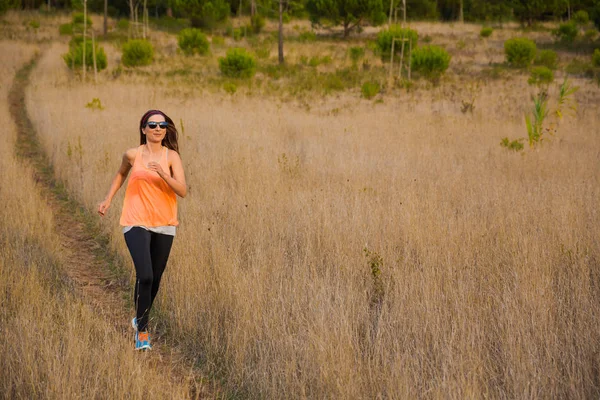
120, 146, 178, 227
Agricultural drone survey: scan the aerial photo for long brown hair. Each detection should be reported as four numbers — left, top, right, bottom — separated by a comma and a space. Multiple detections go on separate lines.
139, 109, 179, 153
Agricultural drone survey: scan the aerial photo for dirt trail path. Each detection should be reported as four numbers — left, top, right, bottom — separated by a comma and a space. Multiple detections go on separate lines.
9, 54, 219, 400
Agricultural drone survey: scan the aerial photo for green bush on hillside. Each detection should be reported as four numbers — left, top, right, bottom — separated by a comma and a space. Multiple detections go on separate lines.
411, 45, 451, 81
116, 18, 129, 30
480, 27, 493, 38
553, 21, 579, 43
63, 41, 108, 71
122, 40, 154, 67
361, 81, 380, 99
59, 23, 73, 35
298, 30, 316, 42
376, 25, 418, 62
593, 49, 600, 67
349, 46, 365, 65
219, 48, 256, 78
72, 12, 92, 26
535, 50, 558, 69
504, 37, 537, 68
178, 28, 210, 56
574, 10, 590, 25
528, 66, 554, 86
250, 14, 265, 34
584, 28, 598, 40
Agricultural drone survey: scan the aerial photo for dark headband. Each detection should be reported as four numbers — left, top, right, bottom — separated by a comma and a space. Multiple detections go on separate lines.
140, 110, 167, 129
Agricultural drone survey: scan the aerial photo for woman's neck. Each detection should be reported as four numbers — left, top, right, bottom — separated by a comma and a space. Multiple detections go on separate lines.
145, 142, 163, 154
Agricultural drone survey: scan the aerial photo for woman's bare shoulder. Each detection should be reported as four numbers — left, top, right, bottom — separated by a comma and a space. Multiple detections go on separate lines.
123, 147, 139, 164
168, 149, 182, 161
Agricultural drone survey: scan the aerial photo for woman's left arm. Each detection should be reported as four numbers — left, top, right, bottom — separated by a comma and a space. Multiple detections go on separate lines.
148, 152, 187, 198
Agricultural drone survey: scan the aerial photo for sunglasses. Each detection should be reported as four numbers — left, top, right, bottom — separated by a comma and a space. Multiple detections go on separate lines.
145, 121, 169, 130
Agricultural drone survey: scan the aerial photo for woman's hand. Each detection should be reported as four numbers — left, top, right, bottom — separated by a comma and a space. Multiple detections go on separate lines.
147, 161, 167, 178
98, 199, 111, 216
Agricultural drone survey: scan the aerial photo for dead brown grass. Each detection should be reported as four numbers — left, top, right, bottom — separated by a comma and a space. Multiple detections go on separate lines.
4, 10, 600, 398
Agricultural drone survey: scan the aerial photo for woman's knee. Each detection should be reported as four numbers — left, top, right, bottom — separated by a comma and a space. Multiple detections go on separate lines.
137, 271, 154, 286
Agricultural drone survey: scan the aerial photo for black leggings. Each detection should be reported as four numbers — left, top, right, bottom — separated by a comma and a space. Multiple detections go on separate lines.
124, 227, 174, 332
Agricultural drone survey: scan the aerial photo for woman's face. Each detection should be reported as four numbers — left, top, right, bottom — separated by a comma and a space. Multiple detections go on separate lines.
142, 114, 168, 144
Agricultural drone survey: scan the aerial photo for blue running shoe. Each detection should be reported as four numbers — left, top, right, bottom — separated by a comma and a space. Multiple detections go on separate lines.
135, 331, 152, 351
131, 317, 137, 331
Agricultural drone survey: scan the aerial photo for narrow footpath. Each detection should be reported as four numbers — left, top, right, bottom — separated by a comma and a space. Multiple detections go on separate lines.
8, 54, 219, 399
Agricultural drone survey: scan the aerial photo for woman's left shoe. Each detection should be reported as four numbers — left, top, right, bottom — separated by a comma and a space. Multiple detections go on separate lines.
135, 331, 152, 351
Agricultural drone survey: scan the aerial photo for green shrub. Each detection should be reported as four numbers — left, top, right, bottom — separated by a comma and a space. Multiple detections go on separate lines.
233, 28, 243, 41
255, 47, 270, 59
480, 27, 493, 38
584, 28, 598, 40
223, 82, 237, 94
349, 46, 365, 64
212, 35, 225, 46
574, 10, 589, 25
116, 18, 129, 30
85, 98, 104, 110
565, 58, 594, 77
593, 49, 600, 67
178, 28, 210, 56
361, 81, 380, 99
298, 30, 316, 42
0, 0, 17, 15
411, 45, 451, 81
376, 25, 418, 62
63, 41, 108, 71
307, 55, 332, 67
500, 137, 524, 151
250, 14, 265, 34
29, 20, 40, 29
72, 12, 92, 26
553, 21, 579, 43
225, 23, 233, 36
153, 16, 191, 33
535, 49, 558, 69
59, 23, 73, 35
68, 35, 84, 48
323, 74, 344, 91
219, 48, 256, 78
121, 40, 154, 67
196, 0, 229, 30
528, 66, 554, 86
504, 37, 537, 67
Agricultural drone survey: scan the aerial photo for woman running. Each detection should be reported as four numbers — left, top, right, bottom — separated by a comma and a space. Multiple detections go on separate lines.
98, 110, 187, 351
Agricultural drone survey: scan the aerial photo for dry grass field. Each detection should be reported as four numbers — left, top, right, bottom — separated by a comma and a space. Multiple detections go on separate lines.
3, 9, 600, 398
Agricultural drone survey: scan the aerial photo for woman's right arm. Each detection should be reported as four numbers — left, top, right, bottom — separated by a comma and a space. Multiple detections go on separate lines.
98, 149, 135, 216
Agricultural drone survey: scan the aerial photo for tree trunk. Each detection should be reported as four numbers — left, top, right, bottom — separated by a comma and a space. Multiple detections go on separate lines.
143, 0, 148, 39
278, 0, 284, 64
251, 0, 256, 16
129, 0, 134, 39
103, 0, 108, 39
83, 0, 87, 81
92, 30, 98, 84
388, 0, 393, 26
459, 0, 463, 23
344, 21, 350, 37
167, 7, 172, 17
